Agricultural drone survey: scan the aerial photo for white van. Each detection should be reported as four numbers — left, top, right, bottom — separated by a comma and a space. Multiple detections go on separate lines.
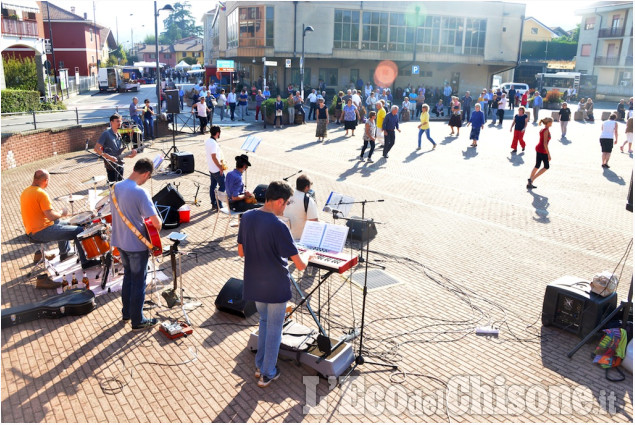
501, 82, 529, 95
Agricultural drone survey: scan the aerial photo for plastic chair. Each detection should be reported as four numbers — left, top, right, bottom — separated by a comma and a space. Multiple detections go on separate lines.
212, 190, 244, 241
25, 235, 59, 277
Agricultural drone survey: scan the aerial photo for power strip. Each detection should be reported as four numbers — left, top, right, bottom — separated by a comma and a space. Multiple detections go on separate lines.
475, 326, 499, 336
161, 320, 183, 335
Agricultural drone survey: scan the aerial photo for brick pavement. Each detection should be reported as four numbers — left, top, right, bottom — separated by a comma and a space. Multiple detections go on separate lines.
1, 107, 632, 422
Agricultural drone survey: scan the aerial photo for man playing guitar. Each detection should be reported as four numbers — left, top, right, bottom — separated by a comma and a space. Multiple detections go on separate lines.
110, 158, 161, 331
95, 114, 137, 184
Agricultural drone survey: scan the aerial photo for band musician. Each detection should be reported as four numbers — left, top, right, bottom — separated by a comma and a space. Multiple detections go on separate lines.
225, 154, 262, 212
283, 174, 318, 241
95, 114, 137, 184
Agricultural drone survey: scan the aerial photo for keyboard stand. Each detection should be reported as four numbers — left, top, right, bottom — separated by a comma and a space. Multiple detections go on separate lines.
288, 273, 332, 337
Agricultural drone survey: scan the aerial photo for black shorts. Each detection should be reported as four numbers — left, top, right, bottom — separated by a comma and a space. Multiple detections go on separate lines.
600, 138, 614, 153
535, 152, 549, 169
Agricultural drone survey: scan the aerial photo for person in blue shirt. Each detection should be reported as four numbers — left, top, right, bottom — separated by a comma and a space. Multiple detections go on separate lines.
263, 86, 271, 99
178, 87, 184, 110
531, 91, 543, 124
273, 95, 284, 128
128, 97, 144, 129
467, 103, 486, 148
225, 154, 262, 212
237, 181, 312, 387
382, 105, 401, 159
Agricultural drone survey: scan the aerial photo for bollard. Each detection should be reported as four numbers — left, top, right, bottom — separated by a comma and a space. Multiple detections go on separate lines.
32, 111, 37, 130
76, 108, 79, 125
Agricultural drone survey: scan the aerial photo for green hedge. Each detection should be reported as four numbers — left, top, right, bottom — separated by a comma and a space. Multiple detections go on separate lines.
1, 89, 66, 112
262, 98, 289, 117
521, 40, 578, 60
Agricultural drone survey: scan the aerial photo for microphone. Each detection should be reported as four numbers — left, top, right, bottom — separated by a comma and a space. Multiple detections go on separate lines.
323, 205, 340, 213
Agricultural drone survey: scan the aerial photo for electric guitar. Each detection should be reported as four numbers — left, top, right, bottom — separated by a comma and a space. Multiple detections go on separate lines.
144, 218, 163, 257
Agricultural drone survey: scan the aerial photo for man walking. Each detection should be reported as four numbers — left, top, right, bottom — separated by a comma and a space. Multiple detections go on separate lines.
110, 158, 162, 331
532, 90, 543, 124
237, 181, 312, 387
227, 88, 237, 121
461, 91, 473, 123
192, 97, 210, 134
382, 105, 401, 159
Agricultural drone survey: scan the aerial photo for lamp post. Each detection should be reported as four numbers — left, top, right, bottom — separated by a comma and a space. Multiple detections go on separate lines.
154, 1, 174, 116
130, 13, 134, 56
300, 24, 314, 100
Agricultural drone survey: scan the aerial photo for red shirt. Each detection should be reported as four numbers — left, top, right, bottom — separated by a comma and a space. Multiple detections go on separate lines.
521, 92, 528, 106
536, 128, 550, 153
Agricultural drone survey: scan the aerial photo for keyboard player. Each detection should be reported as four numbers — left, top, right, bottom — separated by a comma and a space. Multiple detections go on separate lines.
283, 174, 318, 241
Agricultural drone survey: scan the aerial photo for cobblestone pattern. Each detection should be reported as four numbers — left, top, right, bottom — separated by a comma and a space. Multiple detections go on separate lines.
1, 108, 632, 422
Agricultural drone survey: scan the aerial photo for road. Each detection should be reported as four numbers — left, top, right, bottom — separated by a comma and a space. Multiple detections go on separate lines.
0, 84, 161, 135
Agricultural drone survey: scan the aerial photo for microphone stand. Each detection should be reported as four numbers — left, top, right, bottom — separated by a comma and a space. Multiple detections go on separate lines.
282, 169, 302, 182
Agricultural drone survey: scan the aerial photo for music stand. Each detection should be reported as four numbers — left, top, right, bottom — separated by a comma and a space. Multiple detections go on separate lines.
240, 135, 262, 188
342, 199, 397, 381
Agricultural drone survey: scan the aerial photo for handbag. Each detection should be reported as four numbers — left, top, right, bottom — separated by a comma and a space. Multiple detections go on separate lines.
275, 109, 283, 116
590, 271, 618, 297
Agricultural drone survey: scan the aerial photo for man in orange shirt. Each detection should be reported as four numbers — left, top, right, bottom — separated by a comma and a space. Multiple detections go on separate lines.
20, 170, 99, 274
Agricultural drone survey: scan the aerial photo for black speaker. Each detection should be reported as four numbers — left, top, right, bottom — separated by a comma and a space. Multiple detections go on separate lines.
215, 278, 256, 318
542, 275, 618, 337
165, 89, 180, 114
346, 216, 378, 243
170, 152, 195, 174
152, 183, 185, 228
253, 184, 268, 203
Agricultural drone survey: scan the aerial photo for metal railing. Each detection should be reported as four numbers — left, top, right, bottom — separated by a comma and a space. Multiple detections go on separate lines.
594, 56, 621, 66
1, 106, 131, 133
598, 27, 626, 38
1, 19, 38, 37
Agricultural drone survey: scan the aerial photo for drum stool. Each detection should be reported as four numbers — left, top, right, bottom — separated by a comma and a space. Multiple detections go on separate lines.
26, 235, 59, 277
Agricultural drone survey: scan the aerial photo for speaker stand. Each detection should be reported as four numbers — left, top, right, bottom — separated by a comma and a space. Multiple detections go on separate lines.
356, 200, 384, 270
163, 113, 180, 159
567, 276, 632, 358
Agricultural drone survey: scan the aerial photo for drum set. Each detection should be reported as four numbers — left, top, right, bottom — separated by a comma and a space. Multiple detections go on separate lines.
60, 176, 120, 287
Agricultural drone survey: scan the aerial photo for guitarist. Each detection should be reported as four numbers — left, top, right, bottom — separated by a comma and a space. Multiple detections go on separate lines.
95, 114, 137, 184
110, 158, 161, 331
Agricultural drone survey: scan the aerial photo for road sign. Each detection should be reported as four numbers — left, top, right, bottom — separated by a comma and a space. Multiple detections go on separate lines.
285, 59, 291, 68
44, 39, 52, 54
264, 60, 277, 67
412, 65, 420, 75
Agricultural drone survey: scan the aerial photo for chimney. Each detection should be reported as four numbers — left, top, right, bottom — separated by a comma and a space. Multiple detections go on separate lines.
71, 6, 75, 13
84, 12, 87, 19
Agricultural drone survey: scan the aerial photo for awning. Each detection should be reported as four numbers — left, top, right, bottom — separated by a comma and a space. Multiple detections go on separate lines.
547, 62, 576, 70
175, 60, 191, 69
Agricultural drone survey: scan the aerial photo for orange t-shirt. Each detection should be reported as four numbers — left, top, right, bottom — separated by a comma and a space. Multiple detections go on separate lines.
20, 186, 53, 234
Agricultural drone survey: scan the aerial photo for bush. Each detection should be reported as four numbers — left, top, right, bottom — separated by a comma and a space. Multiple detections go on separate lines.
1, 89, 66, 112
262, 98, 288, 118
545, 89, 562, 104
3, 55, 39, 91
330, 94, 338, 115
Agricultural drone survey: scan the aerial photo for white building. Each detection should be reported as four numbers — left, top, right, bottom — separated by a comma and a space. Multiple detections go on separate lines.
575, 1, 633, 100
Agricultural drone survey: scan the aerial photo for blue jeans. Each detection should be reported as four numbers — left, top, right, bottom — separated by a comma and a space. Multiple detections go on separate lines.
238, 104, 248, 120
209, 171, 226, 208
255, 301, 287, 379
131, 115, 143, 129
218, 106, 226, 121
418, 128, 436, 148
30, 219, 88, 264
119, 249, 150, 326
144, 116, 154, 140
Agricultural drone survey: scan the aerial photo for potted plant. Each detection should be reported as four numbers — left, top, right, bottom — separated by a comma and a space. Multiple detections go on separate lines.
545, 89, 562, 109
262, 98, 290, 125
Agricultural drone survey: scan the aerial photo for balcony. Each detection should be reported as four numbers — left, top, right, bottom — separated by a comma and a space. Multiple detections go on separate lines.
595, 56, 620, 66
598, 27, 625, 38
1, 18, 38, 37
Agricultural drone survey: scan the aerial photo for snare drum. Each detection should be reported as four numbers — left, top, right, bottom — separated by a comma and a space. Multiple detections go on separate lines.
69, 211, 95, 226
96, 203, 112, 224
77, 224, 110, 260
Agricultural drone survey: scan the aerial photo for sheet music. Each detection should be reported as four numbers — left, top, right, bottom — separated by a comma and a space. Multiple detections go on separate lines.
323, 191, 354, 218
241, 135, 262, 152
299, 221, 349, 253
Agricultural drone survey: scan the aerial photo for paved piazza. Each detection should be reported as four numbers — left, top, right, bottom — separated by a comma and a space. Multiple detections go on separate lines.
1, 110, 632, 422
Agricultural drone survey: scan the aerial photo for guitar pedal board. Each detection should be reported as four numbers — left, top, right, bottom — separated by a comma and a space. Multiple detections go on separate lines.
159, 320, 193, 340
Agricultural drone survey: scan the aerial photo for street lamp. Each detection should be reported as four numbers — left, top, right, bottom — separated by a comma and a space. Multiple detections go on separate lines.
300, 24, 314, 100
154, 1, 174, 116
130, 13, 134, 56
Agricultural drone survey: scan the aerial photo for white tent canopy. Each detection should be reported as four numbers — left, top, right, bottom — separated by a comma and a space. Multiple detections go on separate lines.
175, 60, 191, 70
133, 61, 166, 69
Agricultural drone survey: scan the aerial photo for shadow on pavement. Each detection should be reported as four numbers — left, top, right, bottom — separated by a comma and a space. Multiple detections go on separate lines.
403, 149, 431, 163
286, 140, 322, 152
602, 168, 626, 185
507, 151, 525, 167
462, 147, 478, 160
559, 136, 572, 145
529, 191, 550, 223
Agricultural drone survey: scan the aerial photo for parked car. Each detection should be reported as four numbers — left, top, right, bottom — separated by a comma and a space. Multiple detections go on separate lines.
501, 82, 529, 95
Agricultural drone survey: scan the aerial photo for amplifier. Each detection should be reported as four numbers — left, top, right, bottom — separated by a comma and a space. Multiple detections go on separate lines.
170, 152, 195, 174
542, 275, 617, 337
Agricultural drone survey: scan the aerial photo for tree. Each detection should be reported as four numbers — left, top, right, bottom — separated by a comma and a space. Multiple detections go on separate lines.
3, 55, 38, 91
112, 43, 127, 65
182, 56, 198, 65
144, 34, 156, 44
160, 2, 202, 44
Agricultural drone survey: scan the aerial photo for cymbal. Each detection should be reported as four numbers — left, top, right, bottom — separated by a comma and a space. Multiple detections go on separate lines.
58, 194, 85, 202
83, 175, 106, 185
98, 189, 111, 197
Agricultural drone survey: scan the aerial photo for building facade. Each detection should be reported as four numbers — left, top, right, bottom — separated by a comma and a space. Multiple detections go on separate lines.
522, 17, 559, 42
0, 0, 46, 90
205, 1, 525, 97
575, 1, 633, 99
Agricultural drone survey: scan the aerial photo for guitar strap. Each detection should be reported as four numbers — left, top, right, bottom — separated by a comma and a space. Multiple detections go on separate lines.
111, 183, 156, 252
